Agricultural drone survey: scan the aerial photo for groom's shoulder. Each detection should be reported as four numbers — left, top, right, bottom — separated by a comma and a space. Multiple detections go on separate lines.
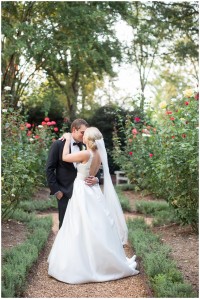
51, 139, 65, 149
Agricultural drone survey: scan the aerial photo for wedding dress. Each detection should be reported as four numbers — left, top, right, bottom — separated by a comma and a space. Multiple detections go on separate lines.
48, 150, 139, 284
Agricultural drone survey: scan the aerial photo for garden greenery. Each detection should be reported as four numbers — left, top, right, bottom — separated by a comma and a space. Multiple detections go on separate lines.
128, 218, 197, 298
113, 89, 199, 231
1, 109, 58, 219
1, 209, 52, 298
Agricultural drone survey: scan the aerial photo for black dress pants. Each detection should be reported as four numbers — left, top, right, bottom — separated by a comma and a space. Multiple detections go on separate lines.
57, 195, 70, 229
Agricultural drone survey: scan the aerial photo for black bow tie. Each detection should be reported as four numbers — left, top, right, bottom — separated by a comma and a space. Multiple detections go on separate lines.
73, 142, 82, 150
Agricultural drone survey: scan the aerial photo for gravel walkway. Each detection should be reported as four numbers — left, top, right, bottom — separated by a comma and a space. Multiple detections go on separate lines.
23, 212, 152, 298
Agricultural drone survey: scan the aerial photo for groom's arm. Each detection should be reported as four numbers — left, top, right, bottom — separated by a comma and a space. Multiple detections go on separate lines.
85, 170, 101, 186
46, 141, 61, 195
96, 170, 101, 182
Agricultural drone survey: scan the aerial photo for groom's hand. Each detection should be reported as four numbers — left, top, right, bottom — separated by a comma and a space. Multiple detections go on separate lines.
85, 176, 99, 186
55, 191, 64, 200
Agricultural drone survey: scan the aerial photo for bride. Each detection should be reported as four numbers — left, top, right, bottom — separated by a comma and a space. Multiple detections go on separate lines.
48, 127, 139, 284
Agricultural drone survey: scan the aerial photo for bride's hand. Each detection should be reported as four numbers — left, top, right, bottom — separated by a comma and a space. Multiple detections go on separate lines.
59, 132, 71, 141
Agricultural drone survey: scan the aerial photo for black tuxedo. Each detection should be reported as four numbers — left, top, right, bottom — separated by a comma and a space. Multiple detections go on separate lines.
46, 140, 77, 198
46, 140, 78, 228
46, 139, 100, 228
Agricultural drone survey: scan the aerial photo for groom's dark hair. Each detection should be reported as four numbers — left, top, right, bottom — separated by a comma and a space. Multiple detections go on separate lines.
70, 119, 89, 131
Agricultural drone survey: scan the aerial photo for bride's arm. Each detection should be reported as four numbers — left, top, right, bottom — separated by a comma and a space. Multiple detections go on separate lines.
62, 134, 90, 163
62, 133, 71, 158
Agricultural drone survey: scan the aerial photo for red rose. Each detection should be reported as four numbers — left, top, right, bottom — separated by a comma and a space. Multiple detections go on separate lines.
134, 117, 141, 122
41, 121, 47, 125
171, 136, 175, 139
51, 121, 56, 125
149, 153, 153, 158
170, 117, 175, 121
34, 135, 40, 139
185, 101, 189, 105
166, 111, 172, 115
129, 152, 133, 156
54, 127, 59, 132
44, 117, 50, 122
182, 134, 186, 138
47, 121, 52, 126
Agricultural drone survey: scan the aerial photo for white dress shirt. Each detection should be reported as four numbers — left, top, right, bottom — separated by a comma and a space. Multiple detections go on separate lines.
70, 137, 80, 168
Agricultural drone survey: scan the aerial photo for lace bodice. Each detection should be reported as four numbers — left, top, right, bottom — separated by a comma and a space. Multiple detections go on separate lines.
76, 151, 93, 180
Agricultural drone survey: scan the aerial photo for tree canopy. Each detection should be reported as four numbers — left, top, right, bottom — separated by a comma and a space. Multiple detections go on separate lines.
1, 1, 198, 117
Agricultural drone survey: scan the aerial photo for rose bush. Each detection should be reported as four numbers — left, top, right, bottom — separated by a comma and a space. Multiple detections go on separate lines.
2, 109, 59, 218
113, 89, 199, 231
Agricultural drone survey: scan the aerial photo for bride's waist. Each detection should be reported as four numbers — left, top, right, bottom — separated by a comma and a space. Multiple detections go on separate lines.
76, 172, 88, 180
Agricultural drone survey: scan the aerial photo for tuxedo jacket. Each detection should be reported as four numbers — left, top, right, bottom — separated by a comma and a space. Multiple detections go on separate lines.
46, 140, 100, 199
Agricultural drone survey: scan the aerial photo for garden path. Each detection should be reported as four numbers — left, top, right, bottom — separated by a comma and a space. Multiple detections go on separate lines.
23, 212, 152, 298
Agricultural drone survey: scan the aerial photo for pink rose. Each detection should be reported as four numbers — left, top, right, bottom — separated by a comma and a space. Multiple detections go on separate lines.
26, 123, 31, 128
132, 128, 138, 135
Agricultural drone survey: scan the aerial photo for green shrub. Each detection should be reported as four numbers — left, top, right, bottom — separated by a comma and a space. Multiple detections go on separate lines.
135, 200, 169, 215
2, 243, 39, 297
19, 197, 57, 212
116, 191, 132, 212
152, 209, 180, 226
1, 108, 57, 219
152, 274, 196, 298
128, 218, 197, 298
113, 89, 199, 231
115, 184, 135, 192
1, 212, 52, 298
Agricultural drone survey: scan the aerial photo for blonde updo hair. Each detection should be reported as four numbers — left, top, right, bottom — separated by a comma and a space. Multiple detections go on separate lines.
84, 127, 103, 150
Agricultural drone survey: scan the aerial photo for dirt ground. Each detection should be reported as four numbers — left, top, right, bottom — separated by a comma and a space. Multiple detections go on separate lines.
1, 187, 199, 296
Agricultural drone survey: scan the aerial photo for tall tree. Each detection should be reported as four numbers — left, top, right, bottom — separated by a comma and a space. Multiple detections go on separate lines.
1, 1, 41, 107
124, 1, 198, 111
2, 1, 130, 119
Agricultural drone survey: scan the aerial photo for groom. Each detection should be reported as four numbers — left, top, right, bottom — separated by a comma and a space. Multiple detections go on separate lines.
46, 118, 99, 228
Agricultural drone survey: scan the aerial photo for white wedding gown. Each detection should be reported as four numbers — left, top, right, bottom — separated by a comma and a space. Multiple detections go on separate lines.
48, 151, 139, 284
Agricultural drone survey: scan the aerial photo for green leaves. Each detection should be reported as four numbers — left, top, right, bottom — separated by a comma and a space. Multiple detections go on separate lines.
113, 90, 199, 231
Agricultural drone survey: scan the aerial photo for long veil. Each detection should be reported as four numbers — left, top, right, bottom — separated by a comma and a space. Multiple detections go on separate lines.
96, 138, 128, 245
